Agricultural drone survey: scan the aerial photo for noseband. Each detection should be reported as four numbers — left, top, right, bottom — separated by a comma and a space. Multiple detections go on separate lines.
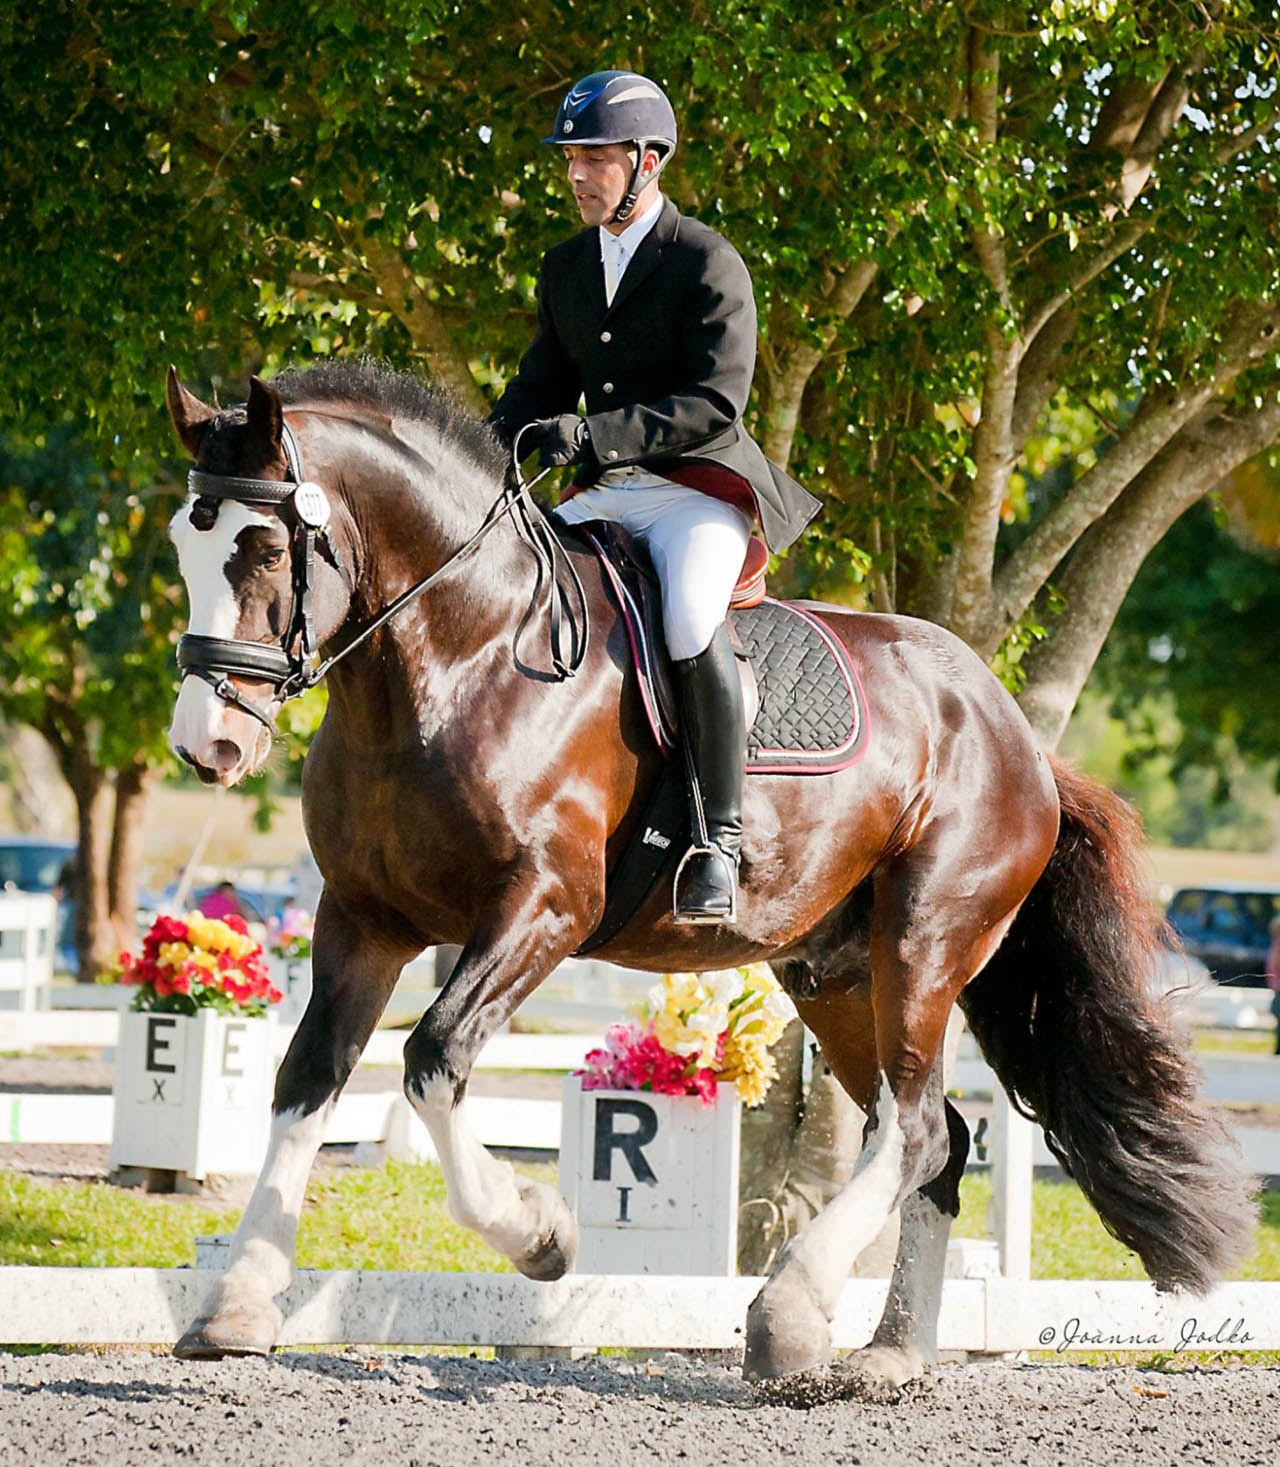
178, 419, 588, 732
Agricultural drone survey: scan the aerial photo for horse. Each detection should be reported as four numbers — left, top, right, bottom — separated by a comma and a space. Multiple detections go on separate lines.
162, 359, 1253, 1394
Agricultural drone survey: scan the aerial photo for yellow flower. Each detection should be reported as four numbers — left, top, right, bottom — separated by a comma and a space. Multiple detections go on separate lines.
157, 941, 191, 969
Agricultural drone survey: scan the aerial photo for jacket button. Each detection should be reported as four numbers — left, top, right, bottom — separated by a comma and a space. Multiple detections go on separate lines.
600, 331, 612, 343
603, 382, 614, 393
607, 450, 619, 460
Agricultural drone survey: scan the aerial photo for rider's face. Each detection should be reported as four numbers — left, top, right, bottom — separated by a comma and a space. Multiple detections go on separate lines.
563, 143, 659, 230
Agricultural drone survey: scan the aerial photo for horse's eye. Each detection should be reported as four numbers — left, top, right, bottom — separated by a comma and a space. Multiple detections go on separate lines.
260, 549, 286, 571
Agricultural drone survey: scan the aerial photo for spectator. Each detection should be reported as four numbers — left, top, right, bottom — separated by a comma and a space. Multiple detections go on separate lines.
198, 880, 255, 925
1267, 915, 1280, 1057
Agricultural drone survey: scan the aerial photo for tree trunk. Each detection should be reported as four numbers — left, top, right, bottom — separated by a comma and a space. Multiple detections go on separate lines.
66, 757, 115, 981
108, 760, 152, 953
1, 722, 74, 834
737, 1021, 867, 1275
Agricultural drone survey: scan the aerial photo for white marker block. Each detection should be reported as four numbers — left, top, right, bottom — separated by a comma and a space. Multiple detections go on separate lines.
559, 1075, 740, 1275
109, 1008, 275, 1178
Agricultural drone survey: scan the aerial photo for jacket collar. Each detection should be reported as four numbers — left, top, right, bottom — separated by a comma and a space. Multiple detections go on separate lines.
603, 196, 680, 319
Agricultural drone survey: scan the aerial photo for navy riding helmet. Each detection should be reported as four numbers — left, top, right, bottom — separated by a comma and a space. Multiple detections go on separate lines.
544, 70, 678, 223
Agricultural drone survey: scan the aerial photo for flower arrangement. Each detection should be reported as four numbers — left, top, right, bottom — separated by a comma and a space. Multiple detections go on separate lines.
577, 965, 795, 1107
265, 905, 314, 961
110, 912, 283, 1017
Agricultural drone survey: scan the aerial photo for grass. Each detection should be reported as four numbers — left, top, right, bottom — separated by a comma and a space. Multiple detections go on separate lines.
953, 1173, 1280, 1281
0, 1160, 555, 1272
1193, 1030, 1277, 1057
4, 1163, 1276, 1279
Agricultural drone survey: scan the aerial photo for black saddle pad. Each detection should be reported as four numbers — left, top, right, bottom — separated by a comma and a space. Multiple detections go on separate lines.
733, 599, 867, 774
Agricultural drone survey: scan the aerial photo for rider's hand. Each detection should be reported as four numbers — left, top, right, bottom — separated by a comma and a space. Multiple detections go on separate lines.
527, 414, 590, 469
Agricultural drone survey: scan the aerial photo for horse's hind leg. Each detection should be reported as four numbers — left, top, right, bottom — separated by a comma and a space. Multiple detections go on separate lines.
839, 1079, 969, 1398
174, 894, 405, 1358
745, 850, 1016, 1390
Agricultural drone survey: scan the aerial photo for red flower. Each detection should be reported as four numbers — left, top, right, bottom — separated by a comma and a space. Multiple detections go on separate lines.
149, 915, 190, 946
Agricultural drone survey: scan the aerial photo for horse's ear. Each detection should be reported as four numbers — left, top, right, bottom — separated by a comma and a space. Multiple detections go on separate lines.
246, 375, 284, 462
165, 366, 216, 460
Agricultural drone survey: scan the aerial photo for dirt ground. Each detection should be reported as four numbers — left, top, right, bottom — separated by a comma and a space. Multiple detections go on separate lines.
0, 1349, 1277, 1467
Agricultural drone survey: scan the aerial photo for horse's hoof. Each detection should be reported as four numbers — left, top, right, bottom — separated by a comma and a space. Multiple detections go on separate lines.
514, 1186, 578, 1282
742, 1278, 833, 1382
828, 1344, 925, 1402
172, 1302, 280, 1360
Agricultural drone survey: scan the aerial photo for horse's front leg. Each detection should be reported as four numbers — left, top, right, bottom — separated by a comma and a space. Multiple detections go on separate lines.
402, 876, 591, 1280
174, 894, 407, 1357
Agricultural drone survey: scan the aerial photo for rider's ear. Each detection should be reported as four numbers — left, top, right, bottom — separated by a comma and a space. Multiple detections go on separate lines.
246, 375, 284, 463
165, 366, 217, 461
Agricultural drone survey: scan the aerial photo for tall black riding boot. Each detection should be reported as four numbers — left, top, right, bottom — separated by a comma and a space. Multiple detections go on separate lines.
672, 623, 746, 924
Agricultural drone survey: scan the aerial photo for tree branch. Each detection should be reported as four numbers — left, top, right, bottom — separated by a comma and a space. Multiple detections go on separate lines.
759, 255, 880, 467
347, 227, 488, 414
1017, 387, 1280, 747
951, 28, 1021, 647
992, 303, 1280, 643
1022, 215, 1150, 348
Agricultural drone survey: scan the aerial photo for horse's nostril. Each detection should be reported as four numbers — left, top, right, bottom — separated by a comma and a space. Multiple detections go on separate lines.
210, 739, 243, 775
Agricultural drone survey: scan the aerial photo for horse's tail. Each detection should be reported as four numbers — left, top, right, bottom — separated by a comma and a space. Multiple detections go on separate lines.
960, 755, 1255, 1292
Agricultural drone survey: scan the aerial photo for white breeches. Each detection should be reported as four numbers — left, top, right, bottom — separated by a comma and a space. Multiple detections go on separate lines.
554, 477, 753, 660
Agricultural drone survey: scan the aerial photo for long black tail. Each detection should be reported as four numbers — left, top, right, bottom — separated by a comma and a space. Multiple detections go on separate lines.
960, 757, 1256, 1292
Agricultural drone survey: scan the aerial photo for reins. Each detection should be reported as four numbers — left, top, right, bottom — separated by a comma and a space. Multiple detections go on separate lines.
177, 417, 590, 731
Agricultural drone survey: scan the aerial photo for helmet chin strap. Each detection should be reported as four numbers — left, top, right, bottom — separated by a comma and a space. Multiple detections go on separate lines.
610, 141, 668, 225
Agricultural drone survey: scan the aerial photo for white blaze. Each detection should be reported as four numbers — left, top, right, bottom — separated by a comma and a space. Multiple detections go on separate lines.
168, 497, 274, 756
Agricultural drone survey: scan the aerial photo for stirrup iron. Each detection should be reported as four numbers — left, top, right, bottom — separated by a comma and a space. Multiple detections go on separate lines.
672, 842, 738, 926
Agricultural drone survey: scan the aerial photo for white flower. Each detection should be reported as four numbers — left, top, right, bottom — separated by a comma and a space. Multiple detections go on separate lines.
764, 991, 796, 1022
646, 982, 667, 1016
708, 970, 746, 1006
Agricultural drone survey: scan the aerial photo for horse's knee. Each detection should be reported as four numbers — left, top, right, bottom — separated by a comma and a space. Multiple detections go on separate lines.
403, 1021, 466, 1106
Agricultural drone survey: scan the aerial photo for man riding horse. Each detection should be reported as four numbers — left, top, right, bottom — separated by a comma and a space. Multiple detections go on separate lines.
488, 70, 821, 925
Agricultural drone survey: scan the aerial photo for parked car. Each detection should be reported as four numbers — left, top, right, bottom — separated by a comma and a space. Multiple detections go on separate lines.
1163, 883, 1280, 987
0, 834, 77, 971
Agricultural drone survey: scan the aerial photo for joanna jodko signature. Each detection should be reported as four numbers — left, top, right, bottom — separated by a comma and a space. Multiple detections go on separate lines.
1037, 1317, 1254, 1353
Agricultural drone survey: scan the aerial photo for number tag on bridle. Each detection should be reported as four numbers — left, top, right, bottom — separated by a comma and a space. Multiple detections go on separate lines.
292, 481, 331, 529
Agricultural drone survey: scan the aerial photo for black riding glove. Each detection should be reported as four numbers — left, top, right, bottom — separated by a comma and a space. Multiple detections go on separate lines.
526, 414, 591, 469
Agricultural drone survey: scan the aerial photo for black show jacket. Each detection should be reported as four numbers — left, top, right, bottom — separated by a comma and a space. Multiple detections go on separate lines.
488, 197, 821, 553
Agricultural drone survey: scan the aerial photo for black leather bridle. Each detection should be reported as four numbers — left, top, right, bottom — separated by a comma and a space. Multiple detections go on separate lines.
177, 419, 589, 732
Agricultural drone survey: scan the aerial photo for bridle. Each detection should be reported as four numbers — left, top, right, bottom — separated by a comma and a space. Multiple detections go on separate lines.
177, 418, 589, 731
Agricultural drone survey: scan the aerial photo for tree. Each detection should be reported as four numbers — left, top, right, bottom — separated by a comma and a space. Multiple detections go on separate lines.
3, 0, 1278, 1251
0, 431, 183, 976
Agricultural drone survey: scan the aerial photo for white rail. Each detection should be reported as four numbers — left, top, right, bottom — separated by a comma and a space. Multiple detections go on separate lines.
0, 1269, 1274, 1353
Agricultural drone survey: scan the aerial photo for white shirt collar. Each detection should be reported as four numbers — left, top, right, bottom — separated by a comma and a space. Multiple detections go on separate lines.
599, 191, 664, 264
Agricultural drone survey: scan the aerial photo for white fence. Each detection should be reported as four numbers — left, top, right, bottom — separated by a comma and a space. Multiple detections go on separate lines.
1, 1268, 1276, 1353
0, 892, 57, 1015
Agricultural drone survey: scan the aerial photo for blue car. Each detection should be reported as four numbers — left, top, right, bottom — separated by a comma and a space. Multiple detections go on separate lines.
1164, 883, 1280, 987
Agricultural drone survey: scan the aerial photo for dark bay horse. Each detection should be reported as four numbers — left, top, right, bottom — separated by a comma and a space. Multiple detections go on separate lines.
163, 360, 1253, 1391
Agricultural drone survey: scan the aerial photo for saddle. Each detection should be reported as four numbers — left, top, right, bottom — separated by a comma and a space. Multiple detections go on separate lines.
562, 520, 870, 952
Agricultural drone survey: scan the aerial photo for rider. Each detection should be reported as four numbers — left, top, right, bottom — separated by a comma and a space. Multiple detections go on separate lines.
488, 70, 821, 924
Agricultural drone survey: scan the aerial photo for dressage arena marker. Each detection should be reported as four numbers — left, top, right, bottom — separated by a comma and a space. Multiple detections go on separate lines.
0, 1269, 1276, 1353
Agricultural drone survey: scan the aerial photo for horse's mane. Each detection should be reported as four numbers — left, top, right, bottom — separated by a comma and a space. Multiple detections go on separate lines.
271, 358, 507, 478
